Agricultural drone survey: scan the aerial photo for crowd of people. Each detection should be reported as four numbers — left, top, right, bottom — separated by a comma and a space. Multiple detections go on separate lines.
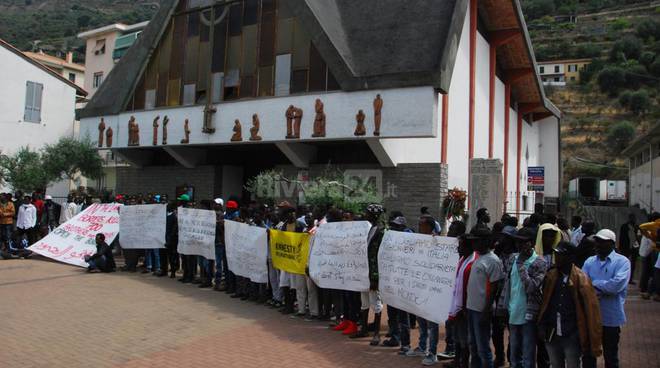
2, 190, 659, 368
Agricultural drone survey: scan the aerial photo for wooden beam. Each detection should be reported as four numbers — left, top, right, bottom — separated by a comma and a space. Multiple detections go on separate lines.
504, 67, 534, 84
490, 29, 521, 48
518, 102, 542, 115
488, 45, 496, 158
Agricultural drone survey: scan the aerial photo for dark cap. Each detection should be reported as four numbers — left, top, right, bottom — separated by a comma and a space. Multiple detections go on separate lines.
553, 241, 577, 255
512, 227, 536, 242
466, 224, 492, 239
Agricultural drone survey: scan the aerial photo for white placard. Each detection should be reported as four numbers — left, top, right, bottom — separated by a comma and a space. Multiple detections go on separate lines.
119, 204, 166, 249
378, 231, 459, 324
28, 203, 121, 268
224, 220, 269, 283
177, 207, 216, 260
309, 221, 372, 292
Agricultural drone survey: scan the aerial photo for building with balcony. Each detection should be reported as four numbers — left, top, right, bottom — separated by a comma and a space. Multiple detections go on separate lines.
78, 21, 149, 98
24, 51, 86, 89
537, 58, 591, 86
78, 0, 562, 221
622, 122, 660, 212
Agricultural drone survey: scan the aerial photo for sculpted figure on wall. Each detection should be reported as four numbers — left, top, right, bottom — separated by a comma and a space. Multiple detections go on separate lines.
181, 119, 191, 144
162, 115, 169, 145
373, 94, 383, 136
231, 119, 242, 142
105, 126, 113, 148
127, 116, 139, 146
354, 109, 366, 136
285, 105, 295, 139
293, 107, 302, 138
311, 99, 326, 137
152, 115, 160, 146
250, 114, 262, 141
98, 118, 105, 147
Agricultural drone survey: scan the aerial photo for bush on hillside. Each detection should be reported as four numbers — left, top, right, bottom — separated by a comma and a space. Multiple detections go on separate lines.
629, 89, 651, 115
606, 121, 635, 153
597, 66, 627, 96
574, 43, 602, 59
610, 36, 643, 62
636, 19, 660, 41
580, 58, 606, 84
624, 63, 651, 89
640, 51, 656, 68
619, 90, 633, 107
523, 0, 556, 20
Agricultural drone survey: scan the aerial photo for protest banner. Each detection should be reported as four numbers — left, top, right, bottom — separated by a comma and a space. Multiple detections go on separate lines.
269, 229, 310, 275
119, 204, 166, 249
308, 221, 371, 292
28, 203, 121, 268
177, 207, 216, 260
224, 220, 268, 283
378, 231, 459, 324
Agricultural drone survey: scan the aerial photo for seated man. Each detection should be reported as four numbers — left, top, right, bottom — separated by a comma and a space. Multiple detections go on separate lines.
85, 233, 116, 273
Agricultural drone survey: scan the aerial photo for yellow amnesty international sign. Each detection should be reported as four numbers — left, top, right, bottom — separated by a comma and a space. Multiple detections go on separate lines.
269, 229, 310, 275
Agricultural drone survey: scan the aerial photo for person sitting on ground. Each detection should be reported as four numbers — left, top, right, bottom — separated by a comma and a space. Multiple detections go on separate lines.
85, 233, 116, 273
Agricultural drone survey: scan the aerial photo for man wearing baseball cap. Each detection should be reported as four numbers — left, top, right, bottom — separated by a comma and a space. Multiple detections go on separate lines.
582, 229, 630, 368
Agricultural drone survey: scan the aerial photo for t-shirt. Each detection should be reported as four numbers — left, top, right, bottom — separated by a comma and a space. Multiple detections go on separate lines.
467, 250, 504, 312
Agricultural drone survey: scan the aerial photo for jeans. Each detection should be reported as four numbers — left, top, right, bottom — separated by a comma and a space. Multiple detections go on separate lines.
88, 255, 107, 271
215, 243, 225, 283
0, 224, 11, 247
418, 318, 439, 355
509, 322, 537, 368
145, 249, 161, 270
545, 330, 581, 368
445, 318, 455, 352
468, 310, 493, 368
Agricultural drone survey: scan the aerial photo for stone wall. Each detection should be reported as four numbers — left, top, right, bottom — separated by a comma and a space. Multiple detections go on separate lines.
116, 165, 218, 200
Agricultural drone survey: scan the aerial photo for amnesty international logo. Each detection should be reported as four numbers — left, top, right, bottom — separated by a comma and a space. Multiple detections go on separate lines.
269, 229, 310, 275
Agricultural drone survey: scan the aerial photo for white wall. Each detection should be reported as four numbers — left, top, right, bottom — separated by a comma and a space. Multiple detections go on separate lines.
0, 45, 78, 197
83, 32, 119, 97
537, 116, 560, 198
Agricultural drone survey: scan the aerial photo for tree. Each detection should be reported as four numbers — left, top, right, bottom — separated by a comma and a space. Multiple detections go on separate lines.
0, 147, 49, 192
640, 51, 656, 68
41, 137, 103, 182
523, 0, 556, 20
629, 89, 650, 115
597, 66, 626, 96
609, 36, 643, 62
606, 121, 635, 153
636, 19, 660, 41
618, 90, 633, 107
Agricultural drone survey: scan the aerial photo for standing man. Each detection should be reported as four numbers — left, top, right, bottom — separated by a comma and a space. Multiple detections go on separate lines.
164, 201, 179, 278
476, 208, 491, 229
500, 227, 547, 368
0, 194, 15, 252
582, 229, 630, 368
570, 216, 583, 246
618, 214, 638, 285
466, 224, 504, 368
59, 195, 77, 224
16, 196, 37, 246
538, 241, 602, 368
212, 198, 225, 291
41, 195, 61, 233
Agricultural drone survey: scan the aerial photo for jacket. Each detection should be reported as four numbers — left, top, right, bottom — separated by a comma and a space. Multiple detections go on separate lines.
538, 265, 602, 357
0, 201, 15, 225
367, 225, 385, 286
497, 252, 547, 320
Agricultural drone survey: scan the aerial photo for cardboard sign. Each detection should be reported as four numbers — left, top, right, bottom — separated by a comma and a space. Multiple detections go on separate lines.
177, 207, 216, 260
224, 220, 269, 283
119, 204, 166, 249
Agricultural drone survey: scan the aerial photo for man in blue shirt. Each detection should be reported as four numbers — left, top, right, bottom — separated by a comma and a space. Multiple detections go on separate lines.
582, 229, 630, 368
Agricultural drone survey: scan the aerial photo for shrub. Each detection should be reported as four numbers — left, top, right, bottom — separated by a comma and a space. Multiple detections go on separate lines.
619, 90, 633, 107
624, 64, 650, 89
636, 19, 660, 41
574, 43, 602, 59
610, 18, 630, 32
597, 66, 626, 96
629, 89, 651, 115
606, 121, 635, 153
610, 36, 643, 62
640, 51, 656, 68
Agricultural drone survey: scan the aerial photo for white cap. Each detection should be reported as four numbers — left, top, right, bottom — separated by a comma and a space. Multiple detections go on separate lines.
594, 229, 616, 242
44, 195, 52, 200
214, 198, 224, 206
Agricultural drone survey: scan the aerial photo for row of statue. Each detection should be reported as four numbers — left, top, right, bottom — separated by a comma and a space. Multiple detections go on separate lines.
96, 94, 383, 147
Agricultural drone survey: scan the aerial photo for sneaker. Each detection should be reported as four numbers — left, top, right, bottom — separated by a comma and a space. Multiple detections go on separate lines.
422, 354, 439, 366
397, 346, 411, 355
405, 347, 426, 357
382, 338, 400, 347
437, 350, 455, 359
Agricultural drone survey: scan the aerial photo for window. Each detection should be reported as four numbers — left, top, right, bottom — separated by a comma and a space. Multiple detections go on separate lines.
539, 66, 544, 74
554, 77, 560, 82
24, 81, 43, 123
570, 76, 576, 81
68, 73, 76, 83
94, 39, 106, 55
554, 65, 560, 73
93, 72, 103, 88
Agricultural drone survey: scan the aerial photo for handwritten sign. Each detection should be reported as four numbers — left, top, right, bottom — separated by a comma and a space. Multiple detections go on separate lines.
119, 204, 166, 249
177, 207, 216, 260
28, 203, 121, 267
224, 220, 268, 283
378, 231, 459, 324
308, 221, 372, 292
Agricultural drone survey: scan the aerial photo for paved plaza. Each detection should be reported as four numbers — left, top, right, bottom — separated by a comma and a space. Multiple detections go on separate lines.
0, 257, 658, 367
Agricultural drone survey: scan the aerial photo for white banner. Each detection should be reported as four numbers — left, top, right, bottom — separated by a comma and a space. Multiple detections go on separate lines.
309, 221, 372, 292
378, 231, 459, 324
224, 220, 268, 283
177, 207, 216, 260
28, 203, 121, 268
119, 204, 166, 249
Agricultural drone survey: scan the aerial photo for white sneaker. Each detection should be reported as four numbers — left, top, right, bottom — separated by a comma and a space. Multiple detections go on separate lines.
422, 354, 438, 365
405, 347, 427, 357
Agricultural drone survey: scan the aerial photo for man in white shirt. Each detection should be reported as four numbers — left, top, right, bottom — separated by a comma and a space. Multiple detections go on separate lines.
59, 195, 78, 224
16, 196, 37, 246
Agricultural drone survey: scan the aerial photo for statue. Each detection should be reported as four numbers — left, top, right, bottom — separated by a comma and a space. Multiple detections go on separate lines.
98, 118, 105, 147
162, 115, 169, 145
293, 107, 302, 138
354, 109, 366, 136
181, 119, 190, 144
127, 116, 139, 146
231, 119, 242, 141
249, 114, 262, 141
285, 105, 295, 139
373, 94, 383, 136
152, 115, 160, 146
106, 126, 113, 148
311, 98, 326, 137
202, 104, 217, 134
